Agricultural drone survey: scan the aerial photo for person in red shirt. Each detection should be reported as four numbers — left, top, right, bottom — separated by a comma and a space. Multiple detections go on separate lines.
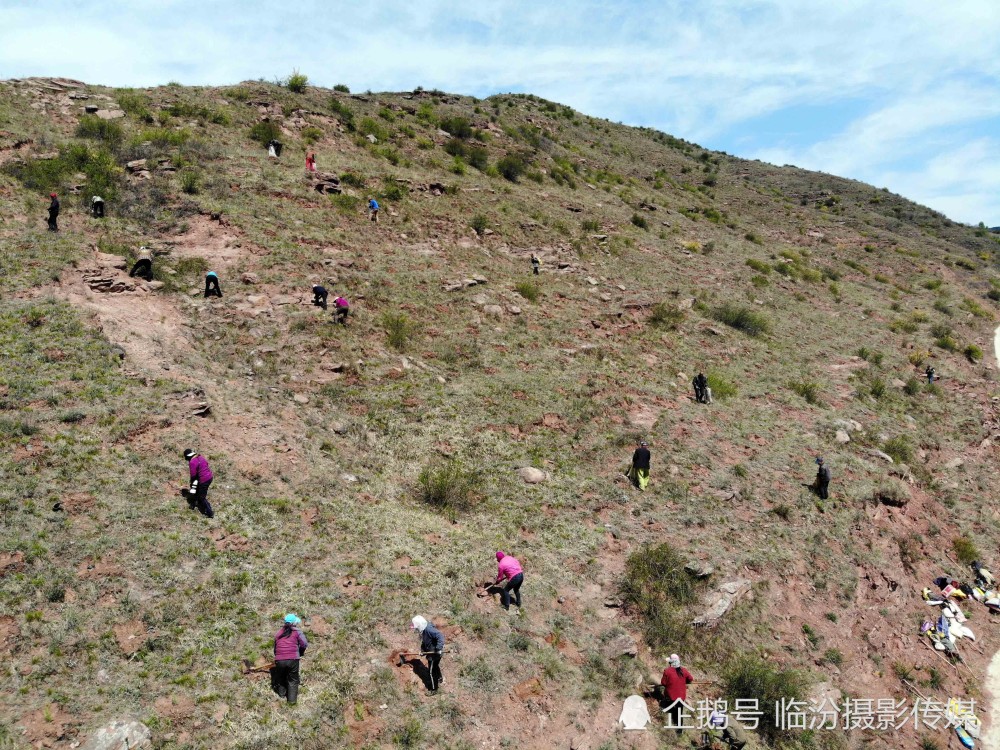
660, 653, 693, 734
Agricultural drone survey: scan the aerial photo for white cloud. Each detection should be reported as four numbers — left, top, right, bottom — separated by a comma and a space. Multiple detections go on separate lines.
1, 0, 999, 221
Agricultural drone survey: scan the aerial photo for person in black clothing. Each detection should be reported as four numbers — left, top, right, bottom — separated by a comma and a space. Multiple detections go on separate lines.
410, 615, 445, 692
47, 193, 60, 231
129, 247, 153, 281
204, 271, 222, 298
814, 456, 830, 499
925, 365, 936, 384
627, 440, 651, 490
531, 254, 540, 275
312, 285, 328, 310
91, 195, 105, 218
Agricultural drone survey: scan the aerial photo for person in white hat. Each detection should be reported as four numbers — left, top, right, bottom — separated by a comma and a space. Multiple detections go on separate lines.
410, 615, 445, 692
660, 653, 693, 734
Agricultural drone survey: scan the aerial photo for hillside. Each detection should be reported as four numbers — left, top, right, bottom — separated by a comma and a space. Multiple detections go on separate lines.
1, 76, 1000, 750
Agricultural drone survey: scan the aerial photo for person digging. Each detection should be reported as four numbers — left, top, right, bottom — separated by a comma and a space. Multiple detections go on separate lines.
492, 550, 524, 612
408, 616, 445, 693
183, 448, 214, 518
660, 653, 694, 735
129, 247, 154, 281
627, 440, 651, 491
333, 295, 350, 325
272, 613, 308, 705
312, 285, 328, 310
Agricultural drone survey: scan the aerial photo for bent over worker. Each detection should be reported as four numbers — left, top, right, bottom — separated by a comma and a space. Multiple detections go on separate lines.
204, 271, 222, 298
312, 285, 328, 310
184, 449, 214, 518
333, 295, 349, 325
494, 550, 524, 611
273, 614, 308, 705
129, 247, 153, 281
628, 440, 651, 491
410, 615, 444, 692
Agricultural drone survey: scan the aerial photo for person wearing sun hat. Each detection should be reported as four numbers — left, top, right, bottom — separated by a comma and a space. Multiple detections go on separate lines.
183, 449, 214, 518
410, 615, 445, 692
660, 653, 694, 734
273, 613, 308, 704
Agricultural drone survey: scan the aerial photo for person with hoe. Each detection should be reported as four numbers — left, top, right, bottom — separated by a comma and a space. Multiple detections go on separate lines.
493, 550, 524, 611
627, 440, 651, 491
312, 284, 328, 310
660, 653, 694, 735
410, 615, 445, 692
272, 614, 308, 705
333, 295, 350, 325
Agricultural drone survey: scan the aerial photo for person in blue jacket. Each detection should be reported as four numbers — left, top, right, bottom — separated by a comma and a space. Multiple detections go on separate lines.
368, 198, 379, 223
410, 615, 444, 692
204, 271, 222, 298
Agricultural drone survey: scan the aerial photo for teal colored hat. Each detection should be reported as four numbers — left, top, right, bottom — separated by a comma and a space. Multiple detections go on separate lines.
284, 613, 300, 625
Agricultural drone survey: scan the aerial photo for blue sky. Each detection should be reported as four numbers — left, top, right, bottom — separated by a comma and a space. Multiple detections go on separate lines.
2, 1, 999, 224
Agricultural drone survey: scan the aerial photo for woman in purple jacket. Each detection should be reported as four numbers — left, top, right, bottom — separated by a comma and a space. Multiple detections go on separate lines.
273, 614, 308, 704
183, 449, 214, 518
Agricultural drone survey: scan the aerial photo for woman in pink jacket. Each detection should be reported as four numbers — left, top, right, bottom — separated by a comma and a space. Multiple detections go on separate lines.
494, 551, 524, 611
273, 614, 308, 704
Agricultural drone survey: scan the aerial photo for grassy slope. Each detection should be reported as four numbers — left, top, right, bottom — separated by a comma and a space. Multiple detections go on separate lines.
1, 77, 999, 750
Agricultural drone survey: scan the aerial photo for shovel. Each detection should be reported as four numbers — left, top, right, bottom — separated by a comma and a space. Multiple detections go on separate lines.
397, 649, 455, 666
242, 659, 276, 674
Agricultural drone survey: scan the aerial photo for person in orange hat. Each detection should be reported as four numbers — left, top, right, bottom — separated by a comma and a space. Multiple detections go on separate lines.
47, 193, 60, 231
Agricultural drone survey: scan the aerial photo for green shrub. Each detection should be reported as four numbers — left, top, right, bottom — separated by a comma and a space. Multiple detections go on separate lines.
328, 99, 355, 129
4, 143, 122, 201
745, 258, 771, 274
496, 152, 527, 182
470, 214, 488, 236
620, 543, 702, 651
440, 116, 472, 139
630, 213, 649, 230
953, 536, 979, 565
648, 303, 684, 330
706, 372, 737, 400
822, 648, 844, 667
750, 275, 769, 288
882, 435, 914, 464
744, 231, 762, 245
722, 653, 809, 746
330, 194, 362, 213
333, 83, 350, 93
711, 303, 771, 337
467, 146, 488, 171
903, 377, 922, 396
964, 344, 983, 362
789, 380, 822, 405
443, 138, 466, 157
340, 172, 366, 188
381, 179, 407, 202
450, 157, 466, 175
135, 127, 191, 147
179, 170, 200, 194
515, 281, 540, 302
581, 218, 600, 233
935, 335, 958, 352
380, 312, 417, 351
75, 116, 124, 148
249, 120, 282, 147
358, 117, 390, 141
392, 716, 424, 749
286, 69, 308, 93
417, 460, 481, 518
301, 126, 324, 145
115, 90, 153, 123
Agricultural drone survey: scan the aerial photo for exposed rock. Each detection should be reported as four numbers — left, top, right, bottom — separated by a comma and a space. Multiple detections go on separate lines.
517, 467, 547, 484
331, 421, 348, 435
866, 449, 894, 464
833, 418, 863, 432
483, 304, 504, 319
507, 305, 522, 315
241, 272, 260, 285
834, 430, 850, 444
600, 632, 638, 660
80, 719, 152, 750
366, 133, 378, 144
84, 104, 99, 114
944, 457, 965, 469
684, 560, 715, 578
693, 579, 752, 627
147, 281, 165, 291
585, 277, 599, 286
293, 394, 309, 404
95, 109, 125, 120
126, 159, 147, 173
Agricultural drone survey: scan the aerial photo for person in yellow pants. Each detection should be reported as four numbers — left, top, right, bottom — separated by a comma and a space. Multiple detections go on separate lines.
627, 440, 651, 490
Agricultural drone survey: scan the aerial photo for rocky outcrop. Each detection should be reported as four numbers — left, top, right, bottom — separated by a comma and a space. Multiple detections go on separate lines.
693, 579, 752, 627
80, 719, 152, 750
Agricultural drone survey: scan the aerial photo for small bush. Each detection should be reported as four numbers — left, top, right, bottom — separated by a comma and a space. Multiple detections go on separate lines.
249, 120, 282, 147
286, 69, 308, 93
648, 303, 684, 330
496, 152, 527, 182
581, 218, 600, 233
620, 543, 703, 651
340, 172, 366, 188
630, 213, 648, 230
750, 275, 769, 288
116, 90, 153, 123
179, 170, 200, 194
357, 117, 389, 141
439, 116, 472, 139
953, 536, 979, 565
903, 377, 922, 396
381, 179, 407, 202
722, 653, 809, 746
328, 99, 355, 129
515, 281, 540, 302
789, 379, 822, 405
882, 435, 914, 464
443, 138, 466, 157
745, 258, 771, 274
301, 126, 324, 144
744, 231, 763, 245
470, 214, 489, 236
964, 344, 983, 363
331, 194, 362, 213
873, 479, 910, 507
417, 460, 481, 517
771, 504, 792, 521
76, 116, 124, 148
706, 372, 737, 400
333, 83, 350, 93
711, 303, 771, 337
935, 334, 958, 352
467, 145, 488, 171
380, 312, 417, 351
